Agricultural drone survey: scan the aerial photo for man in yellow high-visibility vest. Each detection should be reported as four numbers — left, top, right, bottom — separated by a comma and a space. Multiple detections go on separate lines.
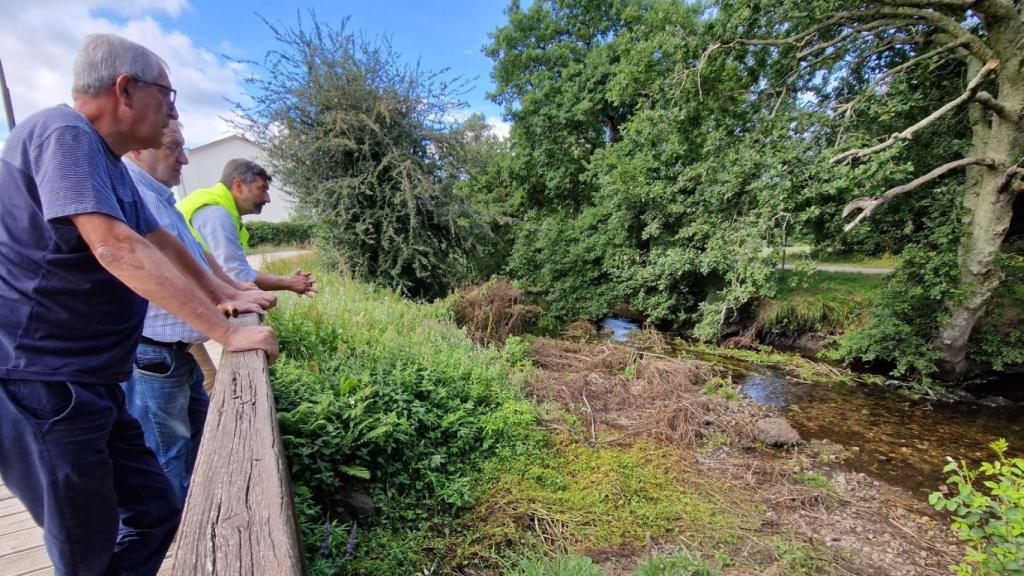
178, 158, 317, 296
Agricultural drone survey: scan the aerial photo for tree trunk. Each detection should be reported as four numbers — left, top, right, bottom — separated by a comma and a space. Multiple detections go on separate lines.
934, 24, 1023, 380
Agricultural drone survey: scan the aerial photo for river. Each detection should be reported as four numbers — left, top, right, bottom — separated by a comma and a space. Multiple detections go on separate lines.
601, 315, 1024, 496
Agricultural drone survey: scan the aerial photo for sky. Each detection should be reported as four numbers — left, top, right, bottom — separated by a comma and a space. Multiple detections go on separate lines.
0, 0, 512, 149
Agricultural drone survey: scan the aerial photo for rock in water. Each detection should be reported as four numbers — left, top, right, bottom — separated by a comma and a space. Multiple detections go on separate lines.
753, 417, 802, 447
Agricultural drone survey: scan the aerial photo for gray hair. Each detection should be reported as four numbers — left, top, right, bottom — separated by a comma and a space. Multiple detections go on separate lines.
72, 34, 168, 96
220, 158, 272, 187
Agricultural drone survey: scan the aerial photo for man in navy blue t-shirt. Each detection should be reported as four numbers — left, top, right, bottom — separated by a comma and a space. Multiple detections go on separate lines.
0, 34, 279, 576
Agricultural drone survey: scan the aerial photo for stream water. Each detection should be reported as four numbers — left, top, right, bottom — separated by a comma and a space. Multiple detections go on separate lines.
601, 316, 1024, 497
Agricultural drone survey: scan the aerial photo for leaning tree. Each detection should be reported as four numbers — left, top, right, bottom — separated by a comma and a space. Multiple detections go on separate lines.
713, 0, 1024, 378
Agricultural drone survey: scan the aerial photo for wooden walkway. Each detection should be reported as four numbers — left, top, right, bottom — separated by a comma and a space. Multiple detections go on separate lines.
0, 470, 179, 576
0, 478, 49, 576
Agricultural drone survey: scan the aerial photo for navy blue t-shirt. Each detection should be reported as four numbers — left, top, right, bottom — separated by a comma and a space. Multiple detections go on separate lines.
0, 105, 160, 384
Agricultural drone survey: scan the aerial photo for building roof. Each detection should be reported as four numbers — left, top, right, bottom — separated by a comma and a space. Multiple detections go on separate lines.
186, 134, 264, 154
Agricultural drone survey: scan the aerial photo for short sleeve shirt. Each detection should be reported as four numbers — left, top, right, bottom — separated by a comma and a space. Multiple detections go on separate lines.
0, 105, 160, 384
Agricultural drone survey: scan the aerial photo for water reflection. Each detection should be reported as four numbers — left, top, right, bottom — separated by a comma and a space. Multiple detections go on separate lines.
739, 371, 791, 407
735, 362, 1024, 495
600, 315, 639, 342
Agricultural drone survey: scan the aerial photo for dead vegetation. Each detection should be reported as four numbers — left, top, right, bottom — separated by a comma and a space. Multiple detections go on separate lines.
451, 279, 542, 344
522, 337, 961, 576
527, 338, 767, 450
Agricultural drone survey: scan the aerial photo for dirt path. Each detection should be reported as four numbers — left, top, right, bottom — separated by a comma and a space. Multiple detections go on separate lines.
780, 263, 894, 274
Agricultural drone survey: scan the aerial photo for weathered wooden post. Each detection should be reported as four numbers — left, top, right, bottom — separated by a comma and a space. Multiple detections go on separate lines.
171, 313, 303, 575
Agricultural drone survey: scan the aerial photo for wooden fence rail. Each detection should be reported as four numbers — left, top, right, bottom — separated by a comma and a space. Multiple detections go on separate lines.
170, 313, 303, 575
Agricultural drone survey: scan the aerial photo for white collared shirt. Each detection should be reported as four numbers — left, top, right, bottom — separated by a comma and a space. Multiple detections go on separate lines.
126, 160, 209, 344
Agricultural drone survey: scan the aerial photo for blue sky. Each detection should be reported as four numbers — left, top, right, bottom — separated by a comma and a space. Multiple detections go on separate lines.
0, 0, 512, 147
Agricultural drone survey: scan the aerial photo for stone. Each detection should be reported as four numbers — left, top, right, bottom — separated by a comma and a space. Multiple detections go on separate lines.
339, 481, 377, 525
753, 417, 802, 447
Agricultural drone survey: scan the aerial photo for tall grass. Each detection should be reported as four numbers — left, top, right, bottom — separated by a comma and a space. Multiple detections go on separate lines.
757, 272, 885, 336
263, 258, 541, 574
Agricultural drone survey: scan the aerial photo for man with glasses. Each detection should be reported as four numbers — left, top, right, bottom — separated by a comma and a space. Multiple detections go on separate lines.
123, 120, 277, 507
0, 34, 278, 576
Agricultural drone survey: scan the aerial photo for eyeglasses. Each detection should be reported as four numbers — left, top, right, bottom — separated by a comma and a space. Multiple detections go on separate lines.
132, 77, 177, 107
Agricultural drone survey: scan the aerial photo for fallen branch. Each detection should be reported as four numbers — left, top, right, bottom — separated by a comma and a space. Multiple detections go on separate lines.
832, 59, 999, 164
843, 156, 994, 230
582, 387, 597, 447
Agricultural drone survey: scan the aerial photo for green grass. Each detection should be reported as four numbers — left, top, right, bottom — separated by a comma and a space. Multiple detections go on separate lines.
464, 440, 753, 560
758, 271, 886, 336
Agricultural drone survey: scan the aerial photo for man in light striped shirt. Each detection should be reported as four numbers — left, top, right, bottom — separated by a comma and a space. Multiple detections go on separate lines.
122, 120, 276, 505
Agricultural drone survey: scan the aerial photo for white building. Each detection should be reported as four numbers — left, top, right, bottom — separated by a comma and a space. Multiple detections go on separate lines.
178, 135, 296, 223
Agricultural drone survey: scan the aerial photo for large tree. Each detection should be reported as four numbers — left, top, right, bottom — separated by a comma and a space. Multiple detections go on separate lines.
714, 0, 1024, 378
237, 15, 482, 298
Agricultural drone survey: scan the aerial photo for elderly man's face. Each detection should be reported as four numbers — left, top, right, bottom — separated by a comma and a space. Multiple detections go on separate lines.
139, 136, 188, 188
130, 70, 178, 150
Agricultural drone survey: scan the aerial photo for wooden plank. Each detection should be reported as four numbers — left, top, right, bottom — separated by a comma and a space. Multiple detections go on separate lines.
0, 483, 12, 501
171, 314, 303, 575
0, 545, 50, 576
0, 499, 27, 519
0, 511, 38, 537
0, 526, 44, 555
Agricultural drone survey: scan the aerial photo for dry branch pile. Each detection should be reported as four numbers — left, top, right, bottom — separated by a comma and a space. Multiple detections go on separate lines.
527, 339, 768, 448
452, 279, 542, 344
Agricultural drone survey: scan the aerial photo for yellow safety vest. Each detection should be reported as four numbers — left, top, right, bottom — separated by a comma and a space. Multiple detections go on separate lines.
176, 182, 250, 249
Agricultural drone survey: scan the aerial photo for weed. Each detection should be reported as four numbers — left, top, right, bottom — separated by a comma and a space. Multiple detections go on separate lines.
930, 439, 1024, 575
464, 439, 749, 558
771, 537, 835, 575
701, 375, 740, 401
799, 472, 835, 495
634, 550, 720, 576
514, 554, 604, 576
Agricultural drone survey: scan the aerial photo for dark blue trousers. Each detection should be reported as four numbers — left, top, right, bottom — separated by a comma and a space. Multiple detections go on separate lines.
0, 379, 181, 576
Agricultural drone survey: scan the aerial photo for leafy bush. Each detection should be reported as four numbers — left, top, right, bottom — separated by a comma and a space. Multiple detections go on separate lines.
930, 439, 1024, 576
245, 220, 314, 248
828, 246, 960, 377
265, 262, 542, 572
239, 15, 484, 298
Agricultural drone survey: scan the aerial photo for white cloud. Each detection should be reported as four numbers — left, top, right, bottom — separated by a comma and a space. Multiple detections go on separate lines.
485, 115, 511, 139
0, 1, 246, 148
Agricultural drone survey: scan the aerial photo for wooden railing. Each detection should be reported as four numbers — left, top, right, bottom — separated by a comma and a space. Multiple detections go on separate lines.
170, 313, 303, 575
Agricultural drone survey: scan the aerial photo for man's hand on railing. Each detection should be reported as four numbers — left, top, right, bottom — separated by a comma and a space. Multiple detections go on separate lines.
216, 298, 266, 318
234, 287, 278, 311
223, 324, 279, 364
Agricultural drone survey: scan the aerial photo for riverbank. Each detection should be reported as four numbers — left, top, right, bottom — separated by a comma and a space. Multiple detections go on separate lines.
260, 255, 968, 575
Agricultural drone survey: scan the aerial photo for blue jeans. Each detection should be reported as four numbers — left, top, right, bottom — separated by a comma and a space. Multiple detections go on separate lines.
0, 379, 180, 576
121, 343, 209, 507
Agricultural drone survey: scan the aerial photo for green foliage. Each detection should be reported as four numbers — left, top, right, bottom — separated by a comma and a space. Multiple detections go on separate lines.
701, 375, 740, 401
245, 220, 314, 248
634, 550, 720, 576
466, 440, 751, 556
829, 243, 962, 378
930, 439, 1024, 576
513, 554, 604, 576
238, 14, 485, 298
266, 263, 542, 572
